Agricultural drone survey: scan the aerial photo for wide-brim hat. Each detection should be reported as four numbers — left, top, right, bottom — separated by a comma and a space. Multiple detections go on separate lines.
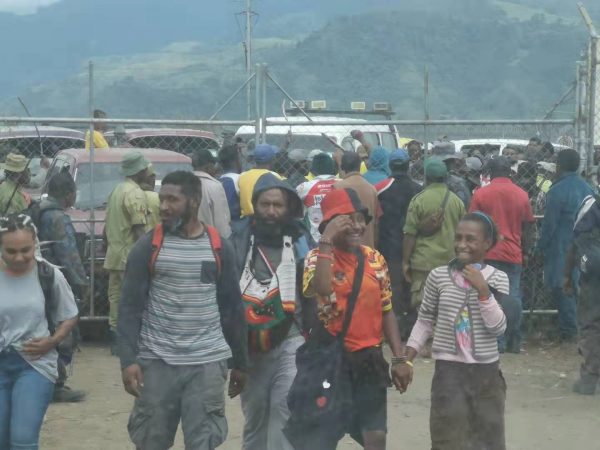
318, 188, 372, 234
0, 153, 28, 173
120, 151, 150, 176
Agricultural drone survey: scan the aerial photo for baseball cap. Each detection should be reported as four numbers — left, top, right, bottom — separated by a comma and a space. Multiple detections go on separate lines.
465, 156, 483, 172
389, 149, 410, 163
253, 144, 278, 164
424, 158, 448, 178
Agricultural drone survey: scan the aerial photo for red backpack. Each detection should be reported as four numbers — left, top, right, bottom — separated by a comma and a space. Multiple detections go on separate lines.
149, 223, 222, 277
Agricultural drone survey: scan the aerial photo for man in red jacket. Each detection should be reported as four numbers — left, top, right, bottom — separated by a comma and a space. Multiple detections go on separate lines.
470, 156, 535, 353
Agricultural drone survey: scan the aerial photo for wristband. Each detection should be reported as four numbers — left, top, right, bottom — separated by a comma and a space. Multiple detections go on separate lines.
319, 237, 333, 247
405, 360, 414, 368
479, 294, 490, 302
391, 356, 407, 365
317, 253, 334, 262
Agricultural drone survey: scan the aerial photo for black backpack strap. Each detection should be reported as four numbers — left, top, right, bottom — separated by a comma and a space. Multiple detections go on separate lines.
339, 248, 365, 340
37, 260, 56, 332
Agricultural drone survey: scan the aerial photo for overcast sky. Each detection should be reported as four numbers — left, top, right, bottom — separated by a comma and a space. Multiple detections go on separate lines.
0, 0, 61, 14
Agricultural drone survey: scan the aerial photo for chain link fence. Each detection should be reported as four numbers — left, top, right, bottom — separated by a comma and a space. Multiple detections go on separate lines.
237, 119, 575, 319
0, 50, 584, 334
0, 117, 253, 320
592, 38, 600, 166
0, 116, 577, 322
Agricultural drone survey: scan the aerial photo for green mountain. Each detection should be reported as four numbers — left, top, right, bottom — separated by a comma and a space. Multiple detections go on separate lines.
0, 2, 591, 120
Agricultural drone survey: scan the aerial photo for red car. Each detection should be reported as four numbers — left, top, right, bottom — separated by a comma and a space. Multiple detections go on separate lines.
105, 128, 221, 156
42, 147, 192, 319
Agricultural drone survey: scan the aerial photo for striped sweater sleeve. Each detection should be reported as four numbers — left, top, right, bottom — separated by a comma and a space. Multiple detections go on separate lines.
480, 270, 509, 336
417, 269, 440, 322
407, 270, 440, 352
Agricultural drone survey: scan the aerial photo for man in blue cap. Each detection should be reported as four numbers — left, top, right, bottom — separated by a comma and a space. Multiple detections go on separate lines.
376, 149, 423, 336
239, 144, 281, 217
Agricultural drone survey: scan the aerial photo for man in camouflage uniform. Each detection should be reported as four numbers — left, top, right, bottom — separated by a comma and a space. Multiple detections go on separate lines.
104, 151, 150, 353
441, 153, 471, 209
38, 171, 87, 403
0, 153, 31, 215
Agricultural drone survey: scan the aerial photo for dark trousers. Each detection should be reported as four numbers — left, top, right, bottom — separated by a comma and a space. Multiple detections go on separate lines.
387, 259, 416, 340
578, 275, 600, 383
430, 360, 506, 450
486, 260, 522, 352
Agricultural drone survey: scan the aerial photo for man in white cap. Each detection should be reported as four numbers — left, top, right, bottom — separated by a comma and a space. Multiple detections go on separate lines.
103, 151, 150, 353
0, 153, 31, 215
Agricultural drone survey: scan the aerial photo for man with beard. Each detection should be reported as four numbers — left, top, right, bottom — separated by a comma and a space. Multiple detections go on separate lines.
230, 172, 314, 450
117, 171, 248, 450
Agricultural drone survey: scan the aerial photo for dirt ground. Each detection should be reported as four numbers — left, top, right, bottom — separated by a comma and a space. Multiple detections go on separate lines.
40, 341, 599, 450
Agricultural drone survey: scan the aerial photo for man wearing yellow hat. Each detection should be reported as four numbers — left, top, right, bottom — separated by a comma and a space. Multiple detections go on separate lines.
104, 151, 150, 352
0, 153, 31, 215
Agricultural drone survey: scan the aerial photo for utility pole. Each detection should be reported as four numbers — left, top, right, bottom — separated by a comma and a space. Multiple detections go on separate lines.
242, 0, 256, 120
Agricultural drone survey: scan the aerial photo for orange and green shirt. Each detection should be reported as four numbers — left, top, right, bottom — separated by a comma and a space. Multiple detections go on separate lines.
303, 245, 392, 352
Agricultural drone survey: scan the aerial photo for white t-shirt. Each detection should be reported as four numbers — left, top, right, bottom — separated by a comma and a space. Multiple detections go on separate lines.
0, 263, 78, 382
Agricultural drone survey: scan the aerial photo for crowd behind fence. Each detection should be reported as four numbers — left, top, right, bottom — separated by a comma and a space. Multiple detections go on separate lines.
0, 116, 588, 328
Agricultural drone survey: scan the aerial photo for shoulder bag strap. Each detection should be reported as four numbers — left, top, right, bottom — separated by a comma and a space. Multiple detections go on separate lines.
339, 249, 365, 340
149, 224, 164, 275
440, 188, 451, 212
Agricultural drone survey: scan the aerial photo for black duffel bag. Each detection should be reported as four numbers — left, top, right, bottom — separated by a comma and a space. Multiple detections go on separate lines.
284, 249, 365, 449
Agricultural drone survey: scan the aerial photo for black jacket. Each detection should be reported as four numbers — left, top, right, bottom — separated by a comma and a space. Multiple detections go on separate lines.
377, 173, 422, 262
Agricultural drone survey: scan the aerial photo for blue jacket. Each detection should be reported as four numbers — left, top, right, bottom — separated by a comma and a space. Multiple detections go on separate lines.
537, 172, 594, 288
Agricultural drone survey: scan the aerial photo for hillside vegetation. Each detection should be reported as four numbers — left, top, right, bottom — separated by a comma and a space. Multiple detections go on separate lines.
0, 1, 592, 120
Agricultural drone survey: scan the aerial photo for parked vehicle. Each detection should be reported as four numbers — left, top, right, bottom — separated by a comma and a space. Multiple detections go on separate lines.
105, 128, 221, 156
235, 116, 409, 155
448, 139, 570, 156
0, 126, 85, 187
42, 147, 193, 318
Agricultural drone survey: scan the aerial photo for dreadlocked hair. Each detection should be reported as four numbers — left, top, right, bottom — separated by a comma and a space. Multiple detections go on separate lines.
0, 213, 38, 241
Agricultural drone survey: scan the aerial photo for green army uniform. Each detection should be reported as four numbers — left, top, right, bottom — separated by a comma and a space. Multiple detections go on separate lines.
0, 179, 28, 215
104, 178, 148, 329
403, 182, 465, 307
144, 190, 160, 231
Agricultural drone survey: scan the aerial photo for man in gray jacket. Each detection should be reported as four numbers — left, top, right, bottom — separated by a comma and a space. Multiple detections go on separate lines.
118, 170, 248, 450
193, 148, 232, 237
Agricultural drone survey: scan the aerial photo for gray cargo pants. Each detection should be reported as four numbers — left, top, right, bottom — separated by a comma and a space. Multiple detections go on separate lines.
241, 335, 303, 450
128, 358, 228, 450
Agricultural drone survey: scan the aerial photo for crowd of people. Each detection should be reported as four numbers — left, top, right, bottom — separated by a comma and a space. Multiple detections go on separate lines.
0, 127, 599, 450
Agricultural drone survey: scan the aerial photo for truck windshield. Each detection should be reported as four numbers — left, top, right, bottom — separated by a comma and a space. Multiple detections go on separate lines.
237, 133, 340, 153
74, 161, 192, 210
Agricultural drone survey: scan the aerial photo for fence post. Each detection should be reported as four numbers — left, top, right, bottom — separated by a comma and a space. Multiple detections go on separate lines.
576, 60, 589, 172
588, 36, 598, 173
88, 61, 96, 318
254, 63, 262, 145
261, 64, 268, 144
423, 67, 430, 153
